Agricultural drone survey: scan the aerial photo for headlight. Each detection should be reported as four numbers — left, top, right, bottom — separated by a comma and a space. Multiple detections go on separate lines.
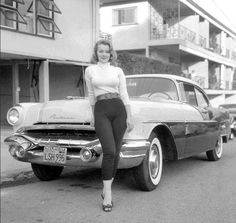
7, 108, 20, 125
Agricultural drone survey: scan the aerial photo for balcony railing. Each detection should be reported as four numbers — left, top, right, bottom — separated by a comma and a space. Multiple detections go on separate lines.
199, 35, 207, 49
151, 24, 197, 44
179, 25, 196, 44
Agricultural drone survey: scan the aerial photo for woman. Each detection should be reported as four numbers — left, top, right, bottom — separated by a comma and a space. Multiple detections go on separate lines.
85, 39, 133, 212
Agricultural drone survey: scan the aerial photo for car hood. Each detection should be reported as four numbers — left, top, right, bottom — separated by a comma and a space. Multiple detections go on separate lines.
37, 97, 187, 124
38, 98, 92, 123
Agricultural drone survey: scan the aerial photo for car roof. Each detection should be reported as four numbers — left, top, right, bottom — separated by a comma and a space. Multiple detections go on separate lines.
126, 74, 201, 88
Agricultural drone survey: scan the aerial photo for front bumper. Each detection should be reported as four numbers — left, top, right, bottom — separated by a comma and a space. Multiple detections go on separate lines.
4, 134, 149, 169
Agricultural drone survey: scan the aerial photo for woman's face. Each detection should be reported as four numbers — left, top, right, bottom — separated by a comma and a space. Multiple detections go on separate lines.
97, 44, 111, 63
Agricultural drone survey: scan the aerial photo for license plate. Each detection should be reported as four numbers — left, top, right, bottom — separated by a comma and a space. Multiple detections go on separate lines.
43, 146, 67, 164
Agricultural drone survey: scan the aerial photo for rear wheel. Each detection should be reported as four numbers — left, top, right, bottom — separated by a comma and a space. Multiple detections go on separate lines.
31, 163, 64, 181
206, 136, 223, 161
133, 132, 163, 191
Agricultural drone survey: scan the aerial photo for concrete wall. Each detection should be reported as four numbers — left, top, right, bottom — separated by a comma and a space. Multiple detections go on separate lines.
1, 0, 97, 62
100, 2, 149, 50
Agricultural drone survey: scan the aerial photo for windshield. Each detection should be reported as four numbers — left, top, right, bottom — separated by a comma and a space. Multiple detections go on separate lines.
126, 77, 179, 101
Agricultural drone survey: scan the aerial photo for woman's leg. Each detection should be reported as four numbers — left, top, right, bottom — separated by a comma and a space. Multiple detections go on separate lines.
111, 105, 127, 178
94, 107, 116, 205
95, 114, 116, 181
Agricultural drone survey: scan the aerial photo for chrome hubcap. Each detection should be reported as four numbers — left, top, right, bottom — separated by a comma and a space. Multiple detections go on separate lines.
215, 137, 222, 156
149, 144, 160, 179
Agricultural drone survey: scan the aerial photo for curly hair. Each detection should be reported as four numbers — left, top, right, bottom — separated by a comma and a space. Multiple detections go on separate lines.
91, 39, 117, 65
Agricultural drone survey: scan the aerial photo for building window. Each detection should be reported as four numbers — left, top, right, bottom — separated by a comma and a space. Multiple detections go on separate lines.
0, 0, 26, 28
0, 0, 61, 37
112, 6, 137, 26
28, 0, 61, 36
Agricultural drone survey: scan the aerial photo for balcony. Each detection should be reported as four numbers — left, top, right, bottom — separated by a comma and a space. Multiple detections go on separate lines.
151, 24, 197, 44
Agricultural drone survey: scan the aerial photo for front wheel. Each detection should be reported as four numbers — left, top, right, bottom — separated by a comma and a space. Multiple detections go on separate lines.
31, 163, 64, 181
133, 133, 163, 191
206, 136, 223, 161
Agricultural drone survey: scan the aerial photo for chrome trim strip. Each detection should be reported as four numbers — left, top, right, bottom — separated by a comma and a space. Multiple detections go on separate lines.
120, 153, 146, 158
17, 124, 95, 132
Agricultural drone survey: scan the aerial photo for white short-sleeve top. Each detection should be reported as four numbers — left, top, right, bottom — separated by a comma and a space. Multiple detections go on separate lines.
85, 62, 130, 106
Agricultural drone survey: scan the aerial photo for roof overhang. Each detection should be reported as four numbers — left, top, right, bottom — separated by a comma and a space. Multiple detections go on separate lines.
100, 0, 145, 6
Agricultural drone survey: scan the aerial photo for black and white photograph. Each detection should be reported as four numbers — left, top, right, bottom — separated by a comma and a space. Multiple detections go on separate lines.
1, 0, 236, 222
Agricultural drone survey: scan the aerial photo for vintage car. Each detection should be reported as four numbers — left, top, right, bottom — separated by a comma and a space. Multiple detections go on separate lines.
4, 74, 229, 191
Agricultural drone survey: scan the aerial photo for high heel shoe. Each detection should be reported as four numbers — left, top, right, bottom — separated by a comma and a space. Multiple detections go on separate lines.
102, 203, 112, 212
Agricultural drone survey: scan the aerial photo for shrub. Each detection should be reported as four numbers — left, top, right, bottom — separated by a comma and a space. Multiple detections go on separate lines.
117, 53, 181, 76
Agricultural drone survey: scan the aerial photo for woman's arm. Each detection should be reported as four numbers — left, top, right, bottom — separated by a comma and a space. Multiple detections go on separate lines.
118, 68, 134, 132
85, 67, 95, 127
125, 104, 134, 132
90, 105, 95, 127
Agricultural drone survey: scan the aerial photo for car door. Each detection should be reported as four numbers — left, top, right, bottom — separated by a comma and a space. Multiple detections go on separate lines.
194, 87, 219, 149
182, 83, 217, 155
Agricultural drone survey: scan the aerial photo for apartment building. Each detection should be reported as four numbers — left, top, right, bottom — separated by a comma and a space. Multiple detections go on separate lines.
0, 0, 100, 124
100, 0, 236, 106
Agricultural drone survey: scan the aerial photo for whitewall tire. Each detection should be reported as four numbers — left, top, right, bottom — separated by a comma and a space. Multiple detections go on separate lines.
133, 132, 163, 191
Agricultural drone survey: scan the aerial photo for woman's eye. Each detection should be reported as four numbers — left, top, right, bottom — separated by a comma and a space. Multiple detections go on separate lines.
98, 50, 110, 54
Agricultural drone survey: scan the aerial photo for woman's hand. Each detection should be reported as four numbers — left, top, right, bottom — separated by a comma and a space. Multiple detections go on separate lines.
126, 117, 134, 132
90, 117, 94, 127
90, 105, 95, 127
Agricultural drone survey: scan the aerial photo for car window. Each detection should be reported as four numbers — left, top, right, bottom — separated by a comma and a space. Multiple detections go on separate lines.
126, 77, 179, 101
195, 87, 209, 107
183, 83, 197, 106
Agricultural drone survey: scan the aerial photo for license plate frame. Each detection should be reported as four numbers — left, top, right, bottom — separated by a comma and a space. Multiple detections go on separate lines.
43, 146, 67, 164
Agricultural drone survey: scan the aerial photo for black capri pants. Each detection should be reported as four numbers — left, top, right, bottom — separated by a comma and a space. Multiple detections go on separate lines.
94, 98, 127, 180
